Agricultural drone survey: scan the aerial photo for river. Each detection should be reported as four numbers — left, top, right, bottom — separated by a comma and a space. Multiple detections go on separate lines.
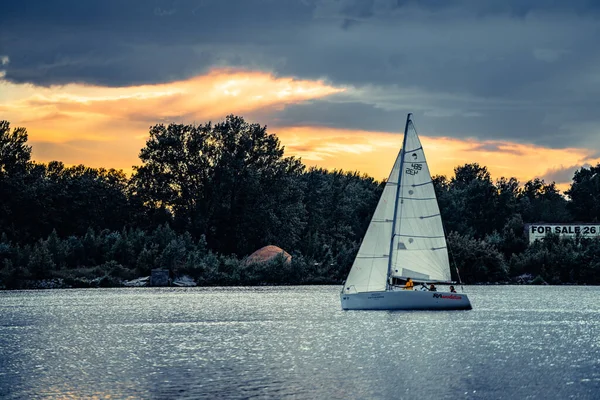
1, 286, 598, 399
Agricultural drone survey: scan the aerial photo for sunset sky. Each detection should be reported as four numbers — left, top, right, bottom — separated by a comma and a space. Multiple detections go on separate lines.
2, 1, 600, 191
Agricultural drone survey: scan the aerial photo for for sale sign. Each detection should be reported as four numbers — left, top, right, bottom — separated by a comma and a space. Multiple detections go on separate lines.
525, 223, 600, 243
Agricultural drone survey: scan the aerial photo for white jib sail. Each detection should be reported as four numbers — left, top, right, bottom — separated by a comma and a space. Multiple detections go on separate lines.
343, 146, 402, 293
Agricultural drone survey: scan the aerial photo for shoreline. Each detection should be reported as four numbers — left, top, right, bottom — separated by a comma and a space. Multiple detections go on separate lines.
1, 278, 595, 291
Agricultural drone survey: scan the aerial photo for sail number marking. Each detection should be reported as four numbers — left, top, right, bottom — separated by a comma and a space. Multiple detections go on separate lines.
405, 163, 422, 176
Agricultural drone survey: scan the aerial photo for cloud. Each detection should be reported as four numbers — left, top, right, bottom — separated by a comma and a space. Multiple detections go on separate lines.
0, 55, 8, 79
1, 0, 600, 168
31, 139, 141, 174
154, 6, 177, 16
468, 142, 528, 155
2, 63, 599, 191
274, 126, 600, 191
533, 48, 567, 62
265, 90, 593, 149
0, 68, 344, 144
541, 163, 592, 184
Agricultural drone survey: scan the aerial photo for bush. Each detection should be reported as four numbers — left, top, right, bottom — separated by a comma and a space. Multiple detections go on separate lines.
531, 275, 547, 285
447, 231, 508, 283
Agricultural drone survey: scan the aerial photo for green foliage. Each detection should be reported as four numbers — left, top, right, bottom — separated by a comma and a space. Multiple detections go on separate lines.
130, 115, 306, 255
497, 214, 529, 258
240, 253, 292, 285
0, 120, 31, 176
519, 178, 571, 223
447, 232, 508, 283
1, 116, 600, 288
579, 238, 600, 283
518, 234, 600, 285
566, 163, 600, 222
298, 168, 381, 281
0, 259, 27, 289
136, 247, 156, 276
438, 163, 498, 237
531, 275, 547, 285
0, 155, 135, 242
28, 241, 55, 279
509, 233, 582, 284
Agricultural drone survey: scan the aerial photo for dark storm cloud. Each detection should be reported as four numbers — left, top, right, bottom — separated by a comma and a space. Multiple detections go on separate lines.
1, 0, 600, 148
266, 98, 399, 132
0, 0, 311, 86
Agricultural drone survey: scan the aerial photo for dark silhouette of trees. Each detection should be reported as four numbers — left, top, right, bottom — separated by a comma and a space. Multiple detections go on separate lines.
130, 116, 307, 256
519, 178, 571, 223
1, 117, 600, 288
0, 120, 31, 176
566, 164, 600, 222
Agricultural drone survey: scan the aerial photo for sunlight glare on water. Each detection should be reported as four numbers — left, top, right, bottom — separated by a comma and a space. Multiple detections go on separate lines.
0, 286, 599, 399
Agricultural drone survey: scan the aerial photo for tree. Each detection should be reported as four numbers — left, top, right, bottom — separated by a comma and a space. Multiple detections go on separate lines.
131, 115, 306, 255
298, 168, 381, 279
497, 214, 529, 258
0, 121, 33, 242
447, 231, 507, 283
519, 178, 571, 223
0, 121, 31, 177
566, 164, 600, 222
4, 161, 135, 242
494, 176, 520, 228
510, 234, 581, 284
446, 163, 499, 237
28, 241, 55, 279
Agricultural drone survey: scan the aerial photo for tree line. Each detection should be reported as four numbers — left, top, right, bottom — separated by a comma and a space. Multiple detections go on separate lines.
1, 116, 599, 288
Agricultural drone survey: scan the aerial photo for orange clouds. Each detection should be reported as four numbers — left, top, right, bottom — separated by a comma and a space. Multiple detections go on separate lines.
274, 126, 600, 190
0, 68, 597, 192
0, 69, 344, 170
1, 69, 344, 141
0, 70, 344, 129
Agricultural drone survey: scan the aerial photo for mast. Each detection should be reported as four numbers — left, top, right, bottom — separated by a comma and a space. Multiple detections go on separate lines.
386, 113, 412, 290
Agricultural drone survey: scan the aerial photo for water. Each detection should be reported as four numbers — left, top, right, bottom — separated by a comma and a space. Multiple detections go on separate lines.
0, 286, 598, 399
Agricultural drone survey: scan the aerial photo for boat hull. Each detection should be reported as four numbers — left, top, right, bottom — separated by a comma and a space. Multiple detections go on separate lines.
340, 289, 472, 310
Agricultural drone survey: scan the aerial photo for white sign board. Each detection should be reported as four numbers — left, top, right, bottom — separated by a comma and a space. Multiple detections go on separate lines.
526, 224, 600, 243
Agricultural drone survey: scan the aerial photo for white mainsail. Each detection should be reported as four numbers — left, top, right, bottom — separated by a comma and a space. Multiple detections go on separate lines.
390, 118, 451, 283
343, 115, 451, 294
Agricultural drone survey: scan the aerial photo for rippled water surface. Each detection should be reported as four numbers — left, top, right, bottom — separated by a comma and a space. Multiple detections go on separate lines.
0, 286, 599, 399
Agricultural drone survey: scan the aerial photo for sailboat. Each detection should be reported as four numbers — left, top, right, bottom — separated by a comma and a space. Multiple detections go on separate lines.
340, 113, 472, 310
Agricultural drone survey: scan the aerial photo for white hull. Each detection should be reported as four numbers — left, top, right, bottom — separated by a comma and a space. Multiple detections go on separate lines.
340, 289, 472, 310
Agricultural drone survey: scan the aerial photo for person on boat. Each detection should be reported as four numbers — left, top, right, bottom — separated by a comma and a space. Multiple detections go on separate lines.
404, 278, 414, 290
419, 282, 428, 291
429, 284, 437, 292
449, 285, 457, 293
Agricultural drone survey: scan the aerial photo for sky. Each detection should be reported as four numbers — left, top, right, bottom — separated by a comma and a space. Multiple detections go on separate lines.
1, 0, 600, 190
